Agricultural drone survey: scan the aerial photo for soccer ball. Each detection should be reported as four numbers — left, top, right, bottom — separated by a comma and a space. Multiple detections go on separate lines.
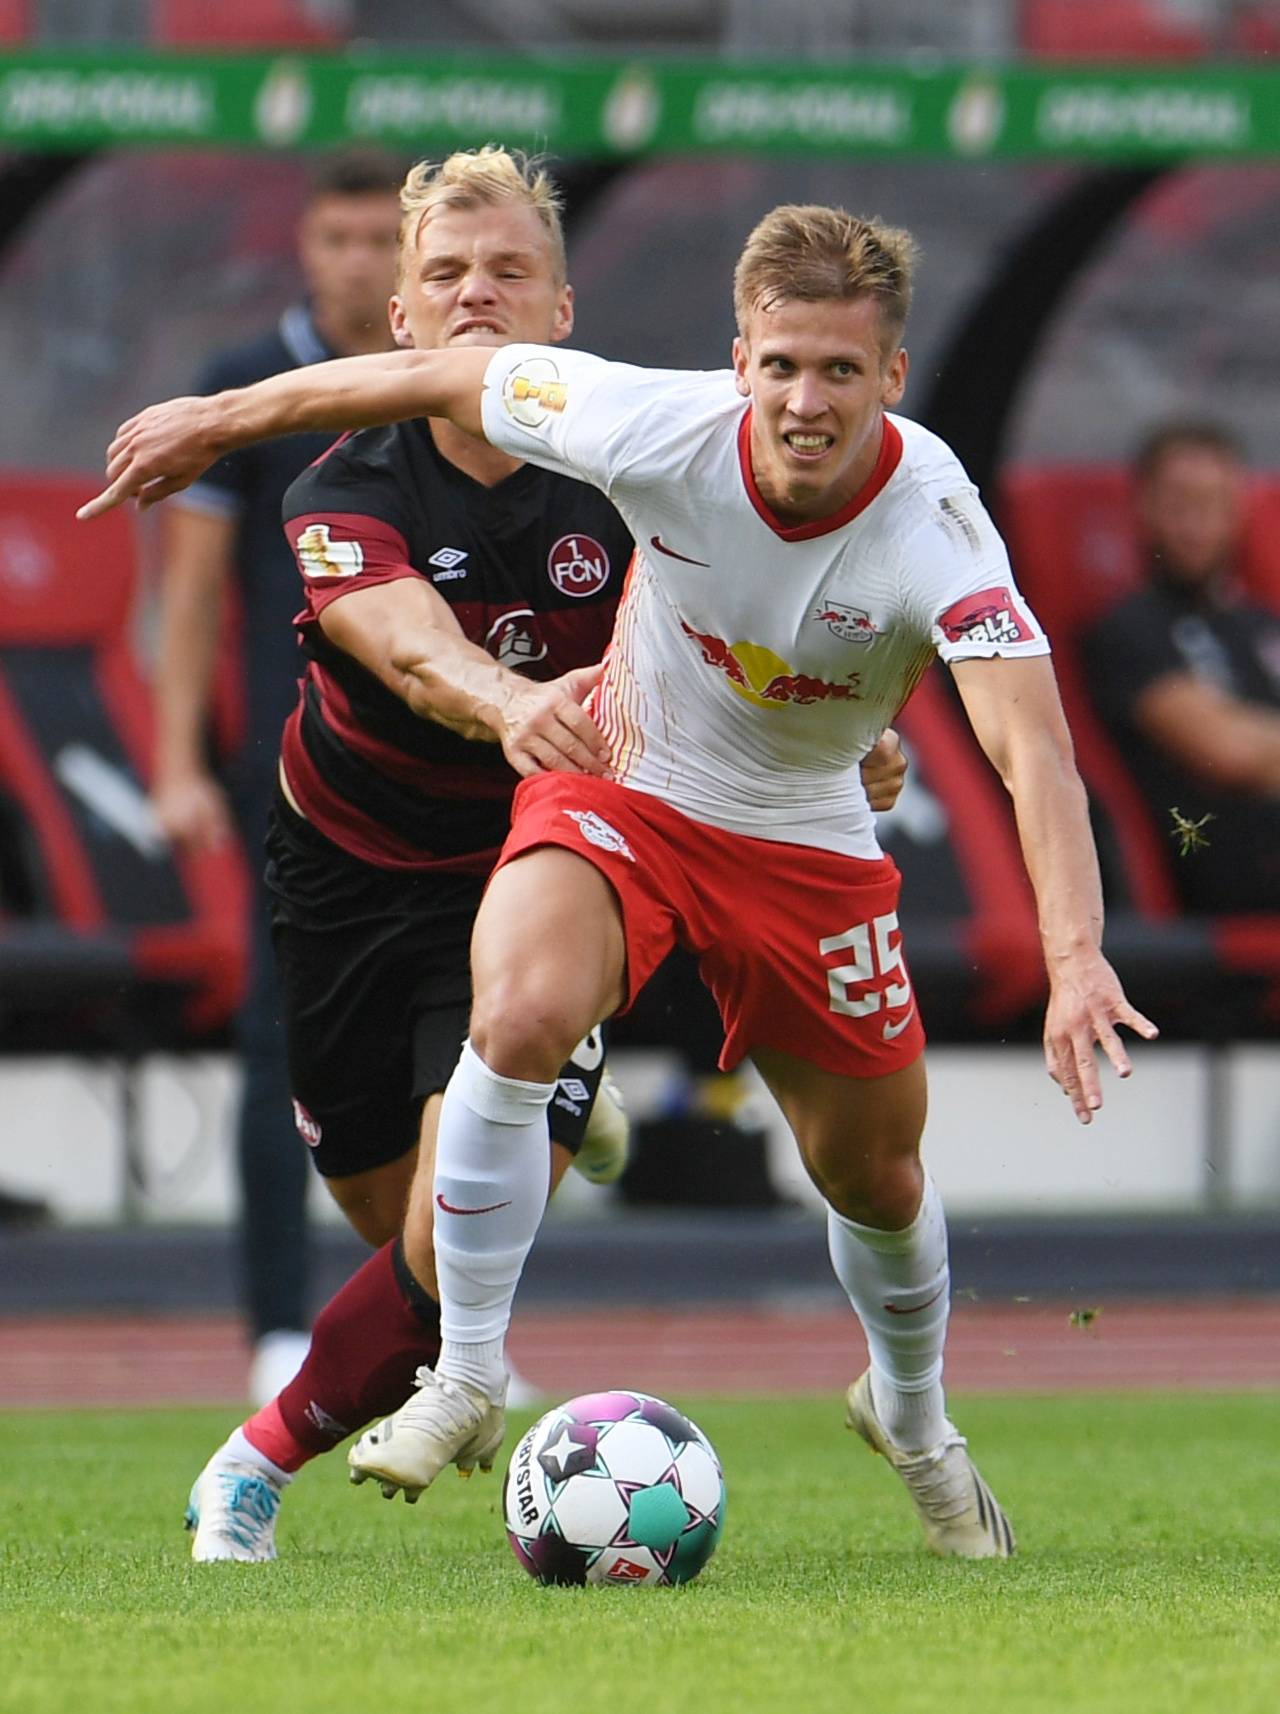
502, 1389, 726, 1586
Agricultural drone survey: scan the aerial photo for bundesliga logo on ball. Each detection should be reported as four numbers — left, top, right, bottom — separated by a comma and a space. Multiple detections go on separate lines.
503, 1390, 726, 1586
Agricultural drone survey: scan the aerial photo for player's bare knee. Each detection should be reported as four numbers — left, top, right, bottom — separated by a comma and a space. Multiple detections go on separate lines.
469, 979, 582, 1084
824, 1153, 924, 1230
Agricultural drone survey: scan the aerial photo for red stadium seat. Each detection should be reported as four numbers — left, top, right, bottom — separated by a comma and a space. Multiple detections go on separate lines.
154, 0, 346, 48
0, 473, 249, 1040
0, 0, 27, 42
1021, 0, 1210, 59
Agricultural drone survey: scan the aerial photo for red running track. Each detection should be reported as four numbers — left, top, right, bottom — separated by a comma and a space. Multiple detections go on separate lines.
1, 1299, 1277, 1408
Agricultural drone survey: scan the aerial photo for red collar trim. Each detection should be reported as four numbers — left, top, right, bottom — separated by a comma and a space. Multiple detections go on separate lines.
737, 408, 903, 542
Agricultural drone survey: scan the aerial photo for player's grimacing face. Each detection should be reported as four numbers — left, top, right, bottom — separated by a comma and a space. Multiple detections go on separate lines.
733, 295, 907, 522
390, 201, 573, 356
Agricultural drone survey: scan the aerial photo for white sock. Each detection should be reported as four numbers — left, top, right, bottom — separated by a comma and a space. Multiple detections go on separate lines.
433, 1039, 554, 1405
827, 1173, 951, 1453
226, 1426, 291, 1486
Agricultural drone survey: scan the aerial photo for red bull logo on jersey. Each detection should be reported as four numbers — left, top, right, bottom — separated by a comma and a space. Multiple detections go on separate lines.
681, 621, 862, 709
938, 585, 1032, 647
812, 598, 879, 645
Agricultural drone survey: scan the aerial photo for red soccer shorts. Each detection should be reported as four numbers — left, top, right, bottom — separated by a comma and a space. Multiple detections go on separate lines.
494, 773, 925, 1078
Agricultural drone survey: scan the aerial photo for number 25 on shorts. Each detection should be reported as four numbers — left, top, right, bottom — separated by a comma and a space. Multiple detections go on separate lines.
818, 910, 912, 1018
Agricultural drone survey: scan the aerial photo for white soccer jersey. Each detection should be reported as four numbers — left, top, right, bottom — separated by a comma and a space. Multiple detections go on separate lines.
481, 344, 1049, 859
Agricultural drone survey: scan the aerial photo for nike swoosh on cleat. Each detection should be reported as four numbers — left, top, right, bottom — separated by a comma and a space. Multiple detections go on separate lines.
882, 1006, 916, 1041
435, 1192, 514, 1216
649, 535, 709, 566
883, 1284, 947, 1316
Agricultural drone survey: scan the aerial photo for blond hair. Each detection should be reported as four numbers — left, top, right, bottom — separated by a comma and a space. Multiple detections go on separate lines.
397, 145, 567, 284
734, 204, 918, 356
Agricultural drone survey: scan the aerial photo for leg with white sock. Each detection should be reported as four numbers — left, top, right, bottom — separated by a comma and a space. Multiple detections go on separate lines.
754, 1047, 1014, 1557
347, 846, 628, 1501
826, 1173, 950, 1453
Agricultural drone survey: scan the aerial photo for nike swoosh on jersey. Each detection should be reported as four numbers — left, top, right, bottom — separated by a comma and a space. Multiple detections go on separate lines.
649, 535, 710, 567
884, 1284, 947, 1316
436, 1192, 514, 1216
882, 1006, 916, 1041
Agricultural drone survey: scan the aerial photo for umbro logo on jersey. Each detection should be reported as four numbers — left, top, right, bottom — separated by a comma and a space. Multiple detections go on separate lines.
650, 535, 709, 567
429, 546, 469, 580
563, 809, 635, 862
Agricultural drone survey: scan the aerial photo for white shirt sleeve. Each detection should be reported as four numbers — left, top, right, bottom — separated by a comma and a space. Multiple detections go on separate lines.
899, 486, 1050, 661
480, 343, 738, 506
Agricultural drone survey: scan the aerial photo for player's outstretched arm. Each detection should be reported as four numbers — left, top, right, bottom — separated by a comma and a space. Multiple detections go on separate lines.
77, 348, 493, 520
951, 654, 1158, 1124
319, 580, 611, 777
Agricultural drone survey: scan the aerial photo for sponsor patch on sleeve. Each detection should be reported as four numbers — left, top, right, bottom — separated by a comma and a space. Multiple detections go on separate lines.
501, 356, 568, 428
938, 585, 1034, 648
294, 521, 365, 580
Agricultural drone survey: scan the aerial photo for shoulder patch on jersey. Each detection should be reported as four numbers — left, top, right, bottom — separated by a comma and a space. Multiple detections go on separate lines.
502, 356, 568, 428
939, 585, 1032, 647
295, 522, 364, 580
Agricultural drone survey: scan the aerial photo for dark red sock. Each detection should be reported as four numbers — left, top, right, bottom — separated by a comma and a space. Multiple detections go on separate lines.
244, 1238, 440, 1471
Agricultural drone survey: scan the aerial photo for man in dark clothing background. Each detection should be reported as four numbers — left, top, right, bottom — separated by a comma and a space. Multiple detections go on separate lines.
1083, 421, 1280, 914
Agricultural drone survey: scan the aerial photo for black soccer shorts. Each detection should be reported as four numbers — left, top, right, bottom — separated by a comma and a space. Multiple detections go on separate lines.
265, 793, 602, 1179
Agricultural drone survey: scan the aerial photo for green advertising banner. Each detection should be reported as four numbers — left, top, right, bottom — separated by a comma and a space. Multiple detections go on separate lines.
0, 50, 1276, 160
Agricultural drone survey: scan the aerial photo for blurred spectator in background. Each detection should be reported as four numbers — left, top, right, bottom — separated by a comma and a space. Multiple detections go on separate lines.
1082, 422, 1280, 913
150, 148, 403, 1403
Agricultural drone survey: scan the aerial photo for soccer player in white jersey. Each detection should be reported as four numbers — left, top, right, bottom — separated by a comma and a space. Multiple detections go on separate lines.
83, 202, 1158, 1559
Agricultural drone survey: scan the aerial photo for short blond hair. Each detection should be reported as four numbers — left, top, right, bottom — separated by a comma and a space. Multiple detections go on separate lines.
397, 145, 567, 285
734, 204, 918, 356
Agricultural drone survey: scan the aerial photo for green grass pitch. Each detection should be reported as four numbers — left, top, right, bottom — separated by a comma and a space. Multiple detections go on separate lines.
3, 1394, 1278, 1714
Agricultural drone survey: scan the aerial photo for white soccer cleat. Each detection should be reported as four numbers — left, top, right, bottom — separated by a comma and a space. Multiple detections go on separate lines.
573, 1065, 629, 1186
184, 1444, 285, 1563
347, 1367, 506, 1503
845, 1370, 1015, 1559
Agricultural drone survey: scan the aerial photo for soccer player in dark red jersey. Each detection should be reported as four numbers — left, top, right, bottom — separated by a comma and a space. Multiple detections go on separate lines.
146, 148, 907, 1560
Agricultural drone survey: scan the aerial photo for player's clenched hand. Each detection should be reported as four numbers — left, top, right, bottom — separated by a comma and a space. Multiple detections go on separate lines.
860, 727, 906, 813
76, 396, 229, 520
1043, 951, 1158, 1124
500, 664, 612, 778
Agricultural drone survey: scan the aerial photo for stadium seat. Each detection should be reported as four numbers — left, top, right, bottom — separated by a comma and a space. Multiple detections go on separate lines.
885, 667, 1046, 1034
998, 463, 1280, 1035
0, 0, 26, 42
154, 0, 347, 47
0, 472, 249, 1046
1021, 0, 1210, 59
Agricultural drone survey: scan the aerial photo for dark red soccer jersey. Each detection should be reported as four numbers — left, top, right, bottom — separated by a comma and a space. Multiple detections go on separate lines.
280, 418, 633, 871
